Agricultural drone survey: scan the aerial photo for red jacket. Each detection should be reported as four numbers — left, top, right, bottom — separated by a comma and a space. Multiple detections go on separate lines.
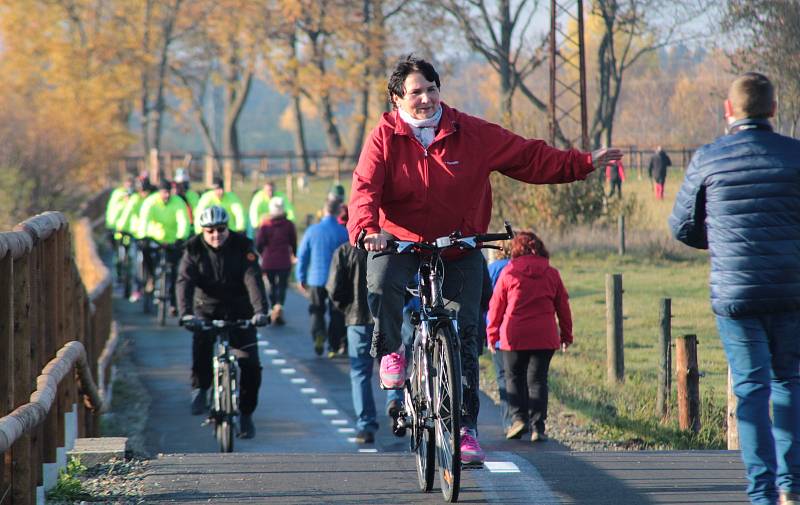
486, 255, 573, 351
605, 159, 625, 181
255, 216, 297, 271
347, 103, 595, 244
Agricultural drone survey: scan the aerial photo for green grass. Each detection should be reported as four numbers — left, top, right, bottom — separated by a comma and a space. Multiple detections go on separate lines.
46, 457, 91, 502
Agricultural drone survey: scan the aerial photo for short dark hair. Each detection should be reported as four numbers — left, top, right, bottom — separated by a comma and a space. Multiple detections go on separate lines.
728, 72, 775, 119
325, 199, 340, 217
387, 55, 440, 107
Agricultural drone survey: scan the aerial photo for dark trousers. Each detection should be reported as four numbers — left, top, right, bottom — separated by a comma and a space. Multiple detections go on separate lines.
192, 327, 262, 415
504, 349, 556, 433
308, 286, 346, 352
607, 178, 622, 198
265, 269, 290, 307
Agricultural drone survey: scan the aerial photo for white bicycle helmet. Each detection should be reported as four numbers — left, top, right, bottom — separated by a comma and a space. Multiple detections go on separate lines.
198, 205, 229, 228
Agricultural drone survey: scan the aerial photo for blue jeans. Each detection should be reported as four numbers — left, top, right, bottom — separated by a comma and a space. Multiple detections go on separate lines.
717, 313, 800, 505
492, 348, 512, 431
347, 325, 379, 433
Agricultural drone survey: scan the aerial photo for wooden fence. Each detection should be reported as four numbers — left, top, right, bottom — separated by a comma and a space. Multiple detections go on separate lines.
0, 212, 113, 505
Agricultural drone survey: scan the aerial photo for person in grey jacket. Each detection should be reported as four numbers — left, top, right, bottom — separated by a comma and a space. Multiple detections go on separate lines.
669, 72, 800, 505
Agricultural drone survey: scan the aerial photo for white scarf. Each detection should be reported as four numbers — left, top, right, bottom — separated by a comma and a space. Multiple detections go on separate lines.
398, 105, 442, 148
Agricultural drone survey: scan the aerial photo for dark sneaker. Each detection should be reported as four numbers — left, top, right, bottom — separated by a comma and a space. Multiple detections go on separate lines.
190, 388, 207, 415
387, 400, 406, 437
354, 430, 374, 444
506, 419, 527, 440
239, 414, 255, 439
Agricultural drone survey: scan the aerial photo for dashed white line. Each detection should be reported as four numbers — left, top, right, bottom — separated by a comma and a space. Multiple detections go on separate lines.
300, 388, 317, 394
337, 427, 356, 434
331, 419, 348, 426
263, 349, 279, 355
484, 461, 520, 473
311, 398, 328, 405
321, 409, 339, 416
257, 341, 269, 347
290, 378, 306, 384
280, 368, 296, 375
358, 448, 378, 453
271, 358, 287, 365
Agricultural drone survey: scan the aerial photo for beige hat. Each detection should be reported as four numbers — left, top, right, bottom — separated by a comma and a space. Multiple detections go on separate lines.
268, 196, 285, 216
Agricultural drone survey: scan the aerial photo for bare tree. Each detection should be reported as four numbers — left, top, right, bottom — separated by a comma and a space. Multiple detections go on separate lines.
723, 0, 800, 137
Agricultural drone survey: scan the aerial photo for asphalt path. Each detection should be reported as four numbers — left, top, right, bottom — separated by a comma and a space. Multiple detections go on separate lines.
117, 287, 750, 504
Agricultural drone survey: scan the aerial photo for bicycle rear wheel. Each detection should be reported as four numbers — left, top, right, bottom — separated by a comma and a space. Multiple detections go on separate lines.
433, 326, 461, 502
119, 244, 132, 299
217, 361, 234, 453
407, 342, 435, 492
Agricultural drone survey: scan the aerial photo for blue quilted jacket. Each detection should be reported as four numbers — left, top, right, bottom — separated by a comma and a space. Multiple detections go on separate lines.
297, 216, 348, 287
668, 118, 800, 317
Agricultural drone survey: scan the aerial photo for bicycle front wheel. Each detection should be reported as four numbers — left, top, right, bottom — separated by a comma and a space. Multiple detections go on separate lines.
217, 360, 235, 453
407, 342, 435, 492
157, 265, 168, 326
433, 326, 461, 502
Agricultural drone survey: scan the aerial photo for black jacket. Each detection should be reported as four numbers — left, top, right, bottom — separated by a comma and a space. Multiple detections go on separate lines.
669, 118, 800, 317
326, 243, 372, 326
648, 150, 672, 183
177, 231, 268, 320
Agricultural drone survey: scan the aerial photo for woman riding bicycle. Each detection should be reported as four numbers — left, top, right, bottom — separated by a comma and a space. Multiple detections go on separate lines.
347, 54, 622, 463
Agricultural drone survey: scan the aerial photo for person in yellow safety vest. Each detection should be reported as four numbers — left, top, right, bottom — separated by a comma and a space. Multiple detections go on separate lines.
173, 168, 199, 213
194, 177, 245, 234
138, 179, 191, 315
106, 177, 134, 236
114, 176, 154, 302
249, 180, 296, 228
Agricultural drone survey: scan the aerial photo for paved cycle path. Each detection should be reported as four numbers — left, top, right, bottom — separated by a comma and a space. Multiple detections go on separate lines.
116, 287, 749, 504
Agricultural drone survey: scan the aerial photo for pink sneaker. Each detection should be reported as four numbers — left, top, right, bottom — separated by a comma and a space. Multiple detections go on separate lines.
460, 428, 485, 465
379, 350, 406, 389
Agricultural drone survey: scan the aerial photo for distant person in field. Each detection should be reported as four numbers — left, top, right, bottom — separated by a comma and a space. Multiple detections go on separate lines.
486, 231, 572, 443
605, 158, 625, 198
648, 146, 672, 200
669, 72, 800, 505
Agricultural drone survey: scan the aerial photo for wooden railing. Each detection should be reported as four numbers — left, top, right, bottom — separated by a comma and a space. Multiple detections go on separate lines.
0, 212, 113, 505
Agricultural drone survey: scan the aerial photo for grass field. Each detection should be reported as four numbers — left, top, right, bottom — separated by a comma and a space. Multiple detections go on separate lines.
241, 166, 726, 449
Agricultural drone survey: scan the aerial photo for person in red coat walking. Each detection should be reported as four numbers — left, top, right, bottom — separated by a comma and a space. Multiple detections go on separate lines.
255, 197, 297, 325
487, 231, 573, 442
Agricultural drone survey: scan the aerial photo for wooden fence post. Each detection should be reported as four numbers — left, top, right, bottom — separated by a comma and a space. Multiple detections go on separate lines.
676, 334, 701, 432
0, 253, 12, 495
727, 367, 739, 449
223, 158, 233, 193
12, 253, 33, 505
204, 154, 215, 188
149, 148, 160, 184
618, 215, 626, 255
42, 235, 59, 474
656, 298, 672, 419
606, 273, 624, 384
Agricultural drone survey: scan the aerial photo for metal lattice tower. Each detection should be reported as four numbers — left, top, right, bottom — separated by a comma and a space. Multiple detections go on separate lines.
549, 0, 588, 150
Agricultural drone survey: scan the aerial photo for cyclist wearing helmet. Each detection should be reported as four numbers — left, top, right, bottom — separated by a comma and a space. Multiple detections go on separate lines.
176, 205, 269, 439
115, 176, 154, 302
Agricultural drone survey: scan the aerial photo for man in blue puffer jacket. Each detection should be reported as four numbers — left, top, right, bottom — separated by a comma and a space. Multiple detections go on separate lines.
669, 72, 800, 505
297, 199, 349, 356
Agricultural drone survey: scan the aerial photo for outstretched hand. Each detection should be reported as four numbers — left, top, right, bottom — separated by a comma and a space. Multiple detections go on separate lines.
591, 147, 624, 170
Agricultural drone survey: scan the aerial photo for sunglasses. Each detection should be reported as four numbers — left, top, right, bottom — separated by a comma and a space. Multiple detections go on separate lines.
203, 226, 228, 234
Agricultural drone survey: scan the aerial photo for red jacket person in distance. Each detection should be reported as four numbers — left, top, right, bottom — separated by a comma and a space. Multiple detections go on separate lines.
347, 54, 622, 465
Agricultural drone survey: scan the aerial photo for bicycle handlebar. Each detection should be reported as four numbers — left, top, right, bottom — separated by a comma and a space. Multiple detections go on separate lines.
369, 222, 514, 258
180, 318, 253, 332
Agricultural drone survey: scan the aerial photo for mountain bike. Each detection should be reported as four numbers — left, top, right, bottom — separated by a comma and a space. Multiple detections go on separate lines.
114, 231, 133, 299
153, 242, 181, 326
181, 318, 252, 453
369, 223, 513, 502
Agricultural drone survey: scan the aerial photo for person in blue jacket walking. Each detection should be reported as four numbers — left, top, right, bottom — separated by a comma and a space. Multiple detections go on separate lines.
297, 199, 349, 356
669, 72, 800, 505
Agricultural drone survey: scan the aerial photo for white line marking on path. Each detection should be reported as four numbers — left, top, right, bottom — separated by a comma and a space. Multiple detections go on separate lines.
338, 428, 356, 434
358, 449, 378, 453
301, 388, 317, 394
484, 461, 520, 473
263, 349, 279, 355
347, 437, 357, 443
321, 409, 339, 416
271, 358, 287, 365
311, 398, 328, 405
280, 368, 296, 375
290, 378, 306, 384
474, 452, 560, 504
257, 341, 269, 347
331, 419, 348, 426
